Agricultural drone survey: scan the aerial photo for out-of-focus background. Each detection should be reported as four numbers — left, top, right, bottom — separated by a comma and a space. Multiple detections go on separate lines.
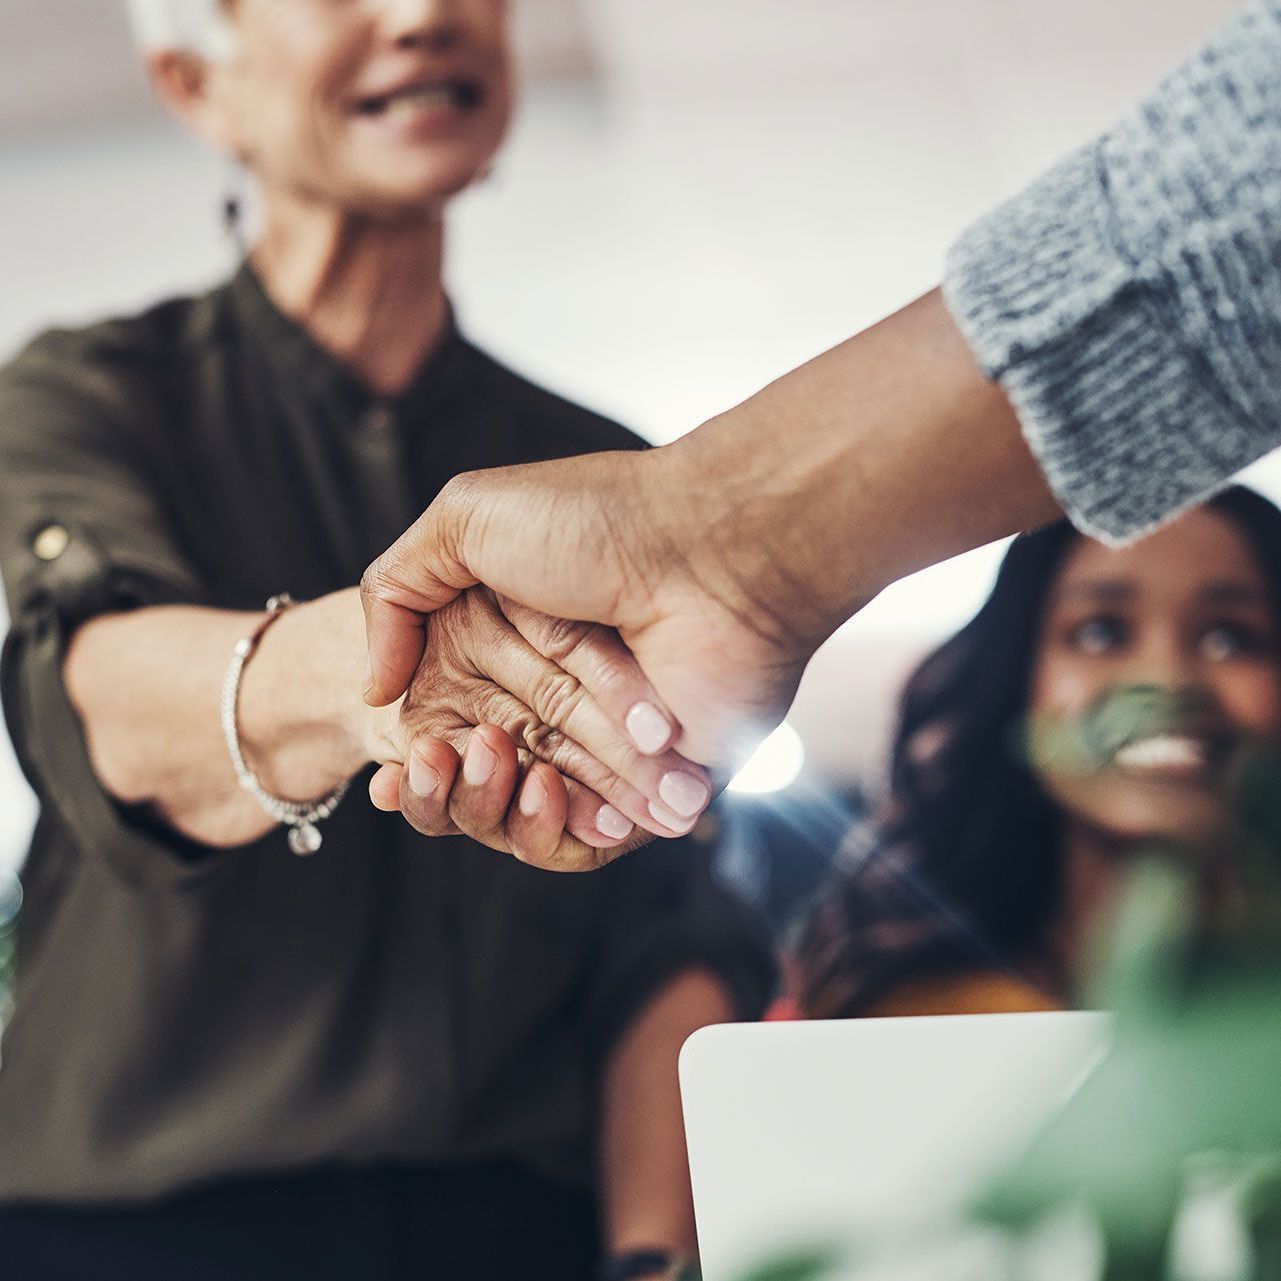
0, 0, 1269, 883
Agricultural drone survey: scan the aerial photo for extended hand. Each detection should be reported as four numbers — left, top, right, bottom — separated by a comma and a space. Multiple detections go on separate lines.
361, 445, 818, 775
366, 586, 715, 870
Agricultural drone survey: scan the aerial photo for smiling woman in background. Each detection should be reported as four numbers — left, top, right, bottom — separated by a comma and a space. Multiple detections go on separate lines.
796, 486, 1281, 1020
0, 2, 772, 1278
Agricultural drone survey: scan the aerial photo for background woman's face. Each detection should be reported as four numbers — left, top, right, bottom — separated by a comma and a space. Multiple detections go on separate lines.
1027, 508, 1281, 843
208, 0, 512, 216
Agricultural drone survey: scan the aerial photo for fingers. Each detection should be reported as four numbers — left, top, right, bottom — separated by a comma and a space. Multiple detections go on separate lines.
505, 761, 572, 866
472, 615, 712, 834
498, 598, 678, 756
369, 762, 407, 812
432, 726, 638, 855
439, 724, 522, 842
360, 490, 482, 707
390, 726, 655, 871
385, 736, 464, 834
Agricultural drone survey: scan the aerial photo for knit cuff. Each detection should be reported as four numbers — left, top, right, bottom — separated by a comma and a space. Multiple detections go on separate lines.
944, 143, 1243, 545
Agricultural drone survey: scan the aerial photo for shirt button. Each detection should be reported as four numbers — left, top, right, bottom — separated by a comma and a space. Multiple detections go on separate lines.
32, 524, 70, 561
360, 404, 396, 435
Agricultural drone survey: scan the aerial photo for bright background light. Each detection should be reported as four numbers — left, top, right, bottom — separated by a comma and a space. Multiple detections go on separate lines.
728, 723, 806, 796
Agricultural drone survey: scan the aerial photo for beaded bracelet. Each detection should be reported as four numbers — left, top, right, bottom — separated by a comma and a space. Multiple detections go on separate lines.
219, 594, 349, 855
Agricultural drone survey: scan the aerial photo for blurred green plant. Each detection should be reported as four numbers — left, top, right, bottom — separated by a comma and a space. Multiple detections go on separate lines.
977, 734, 1281, 1280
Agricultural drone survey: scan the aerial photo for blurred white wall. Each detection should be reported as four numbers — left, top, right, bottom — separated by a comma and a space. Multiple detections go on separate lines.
1, 0, 1273, 871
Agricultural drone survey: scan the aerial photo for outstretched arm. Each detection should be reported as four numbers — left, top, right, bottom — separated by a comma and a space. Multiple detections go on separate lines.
363, 289, 1058, 785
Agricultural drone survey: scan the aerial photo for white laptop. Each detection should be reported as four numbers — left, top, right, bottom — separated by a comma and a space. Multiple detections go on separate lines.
680, 1012, 1112, 1281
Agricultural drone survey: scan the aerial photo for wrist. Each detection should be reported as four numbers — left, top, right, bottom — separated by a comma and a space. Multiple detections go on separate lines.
239, 589, 387, 793
659, 410, 873, 653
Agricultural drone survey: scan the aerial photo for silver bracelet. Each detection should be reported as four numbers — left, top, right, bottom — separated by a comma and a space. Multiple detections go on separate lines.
219, 594, 349, 856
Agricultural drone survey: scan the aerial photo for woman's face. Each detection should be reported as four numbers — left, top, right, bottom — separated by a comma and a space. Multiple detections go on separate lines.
1027, 507, 1281, 844
206, 0, 512, 216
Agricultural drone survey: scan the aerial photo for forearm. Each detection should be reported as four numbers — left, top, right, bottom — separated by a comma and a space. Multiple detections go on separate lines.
64, 588, 387, 845
599, 969, 738, 1262
666, 288, 1061, 648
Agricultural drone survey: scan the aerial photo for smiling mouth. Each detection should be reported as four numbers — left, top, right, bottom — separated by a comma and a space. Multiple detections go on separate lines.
353, 80, 483, 120
1111, 732, 1221, 776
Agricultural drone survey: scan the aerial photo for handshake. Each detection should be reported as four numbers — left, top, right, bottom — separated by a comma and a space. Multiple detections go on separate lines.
352, 291, 1052, 869
357, 443, 823, 872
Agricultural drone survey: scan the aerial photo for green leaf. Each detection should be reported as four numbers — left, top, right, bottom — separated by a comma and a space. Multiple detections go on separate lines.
734, 1247, 841, 1281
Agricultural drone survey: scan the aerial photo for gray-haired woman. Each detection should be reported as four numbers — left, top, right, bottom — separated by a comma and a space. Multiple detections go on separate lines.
0, 3, 773, 1277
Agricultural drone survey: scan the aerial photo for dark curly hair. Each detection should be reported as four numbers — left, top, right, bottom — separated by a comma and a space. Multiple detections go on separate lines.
796, 486, 1281, 1019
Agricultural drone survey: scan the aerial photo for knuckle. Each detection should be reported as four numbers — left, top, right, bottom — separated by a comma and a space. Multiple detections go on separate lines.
531, 615, 593, 666
518, 715, 563, 759
400, 797, 453, 838
531, 668, 586, 730
541, 841, 608, 874
586, 650, 632, 698
359, 556, 394, 602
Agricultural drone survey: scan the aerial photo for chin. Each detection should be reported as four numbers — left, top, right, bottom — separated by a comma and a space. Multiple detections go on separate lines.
351, 162, 488, 219
1077, 784, 1231, 848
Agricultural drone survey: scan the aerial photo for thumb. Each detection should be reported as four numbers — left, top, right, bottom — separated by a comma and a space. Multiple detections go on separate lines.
360, 494, 479, 705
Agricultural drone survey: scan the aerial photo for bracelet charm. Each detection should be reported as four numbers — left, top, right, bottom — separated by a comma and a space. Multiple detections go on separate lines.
219, 594, 349, 856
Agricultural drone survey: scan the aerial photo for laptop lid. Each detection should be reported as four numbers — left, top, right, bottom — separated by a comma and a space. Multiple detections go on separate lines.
680, 1012, 1112, 1281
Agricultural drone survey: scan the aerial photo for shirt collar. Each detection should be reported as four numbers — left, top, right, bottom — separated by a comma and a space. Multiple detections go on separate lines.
227, 260, 477, 428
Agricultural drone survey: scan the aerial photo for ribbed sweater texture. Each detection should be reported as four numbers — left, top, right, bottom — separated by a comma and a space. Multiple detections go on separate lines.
944, 0, 1281, 542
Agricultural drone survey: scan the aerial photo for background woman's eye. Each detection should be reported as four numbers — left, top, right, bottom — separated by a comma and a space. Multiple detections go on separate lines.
1200, 623, 1261, 661
1068, 616, 1126, 655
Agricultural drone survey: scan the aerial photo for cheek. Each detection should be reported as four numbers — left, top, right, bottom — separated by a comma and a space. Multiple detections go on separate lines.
231, 16, 345, 159
1212, 665, 1281, 739
1028, 655, 1105, 724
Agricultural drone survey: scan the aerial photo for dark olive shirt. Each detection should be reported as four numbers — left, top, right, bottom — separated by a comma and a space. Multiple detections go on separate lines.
0, 267, 773, 1204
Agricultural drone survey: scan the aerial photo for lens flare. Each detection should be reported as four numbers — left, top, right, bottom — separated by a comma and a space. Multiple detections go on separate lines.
728, 723, 805, 795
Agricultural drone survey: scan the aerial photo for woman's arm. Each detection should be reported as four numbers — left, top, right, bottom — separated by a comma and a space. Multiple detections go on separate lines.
599, 968, 738, 1270
64, 586, 710, 854
63, 589, 393, 846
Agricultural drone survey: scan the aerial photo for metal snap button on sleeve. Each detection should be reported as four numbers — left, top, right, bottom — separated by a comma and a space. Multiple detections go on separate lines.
32, 524, 70, 562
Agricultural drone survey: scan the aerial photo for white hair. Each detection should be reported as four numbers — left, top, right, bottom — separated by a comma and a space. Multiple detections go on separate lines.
126, 0, 237, 60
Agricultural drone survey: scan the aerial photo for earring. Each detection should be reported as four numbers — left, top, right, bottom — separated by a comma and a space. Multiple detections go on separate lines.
221, 163, 250, 256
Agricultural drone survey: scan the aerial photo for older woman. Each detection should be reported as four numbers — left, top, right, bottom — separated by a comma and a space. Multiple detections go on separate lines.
0, 2, 773, 1278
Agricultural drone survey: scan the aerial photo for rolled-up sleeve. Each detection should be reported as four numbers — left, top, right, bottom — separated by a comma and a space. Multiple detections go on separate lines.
585, 835, 776, 1061
944, 0, 1281, 543
0, 328, 207, 883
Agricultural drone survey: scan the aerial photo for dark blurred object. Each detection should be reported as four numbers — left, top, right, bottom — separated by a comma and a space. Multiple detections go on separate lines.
0, 871, 18, 1027
711, 784, 864, 940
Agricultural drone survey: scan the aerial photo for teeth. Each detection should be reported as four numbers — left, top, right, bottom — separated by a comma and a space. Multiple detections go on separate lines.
373, 85, 462, 116
1113, 734, 1208, 771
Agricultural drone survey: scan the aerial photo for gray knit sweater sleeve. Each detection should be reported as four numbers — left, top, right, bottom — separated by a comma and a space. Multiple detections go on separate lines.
943, 0, 1281, 542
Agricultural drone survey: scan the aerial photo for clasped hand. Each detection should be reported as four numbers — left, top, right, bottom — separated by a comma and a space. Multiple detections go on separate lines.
365, 585, 714, 871
361, 443, 828, 871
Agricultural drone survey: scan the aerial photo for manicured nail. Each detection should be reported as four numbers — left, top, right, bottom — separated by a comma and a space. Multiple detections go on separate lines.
648, 800, 697, 834
659, 770, 710, 818
408, 754, 440, 798
626, 701, 671, 755
463, 735, 498, 786
596, 805, 634, 841
519, 773, 547, 817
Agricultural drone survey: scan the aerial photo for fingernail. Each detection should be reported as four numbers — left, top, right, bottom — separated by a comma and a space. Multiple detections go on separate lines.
648, 800, 697, 834
596, 805, 634, 842
659, 770, 710, 818
626, 701, 671, 755
519, 773, 546, 817
408, 755, 440, 797
463, 735, 498, 786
